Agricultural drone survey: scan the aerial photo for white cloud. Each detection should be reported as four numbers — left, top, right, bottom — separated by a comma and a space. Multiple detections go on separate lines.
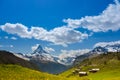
59, 49, 90, 59
4, 36, 17, 40
0, 45, 14, 48
58, 49, 90, 65
64, 0, 120, 32
31, 44, 39, 51
4, 36, 8, 39
1, 23, 31, 38
0, 23, 89, 46
30, 26, 89, 46
94, 40, 120, 48
11, 37, 17, 40
46, 26, 88, 46
10, 45, 14, 48
44, 47, 55, 53
2, 0, 119, 46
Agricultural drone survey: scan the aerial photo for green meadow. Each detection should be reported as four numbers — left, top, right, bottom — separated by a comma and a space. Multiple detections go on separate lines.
0, 52, 120, 80
0, 64, 69, 80
60, 52, 120, 80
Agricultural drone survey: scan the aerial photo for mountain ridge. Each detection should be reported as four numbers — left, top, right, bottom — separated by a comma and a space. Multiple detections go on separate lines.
74, 43, 120, 65
25, 45, 69, 74
0, 50, 39, 70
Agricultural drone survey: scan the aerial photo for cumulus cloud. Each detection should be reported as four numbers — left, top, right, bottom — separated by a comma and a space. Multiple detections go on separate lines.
58, 49, 90, 65
64, 0, 120, 32
1, 0, 119, 46
11, 37, 17, 40
59, 49, 90, 59
94, 40, 120, 48
45, 26, 88, 46
44, 47, 55, 53
0, 23, 89, 46
1, 23, 31, 38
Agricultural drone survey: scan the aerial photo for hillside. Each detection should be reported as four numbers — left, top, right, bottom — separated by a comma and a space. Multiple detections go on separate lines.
1, 51, 120, 80
60, 52, 120, 80
32, 60, 68, 74
0, 64, 69, 80
0, 50, 38, 70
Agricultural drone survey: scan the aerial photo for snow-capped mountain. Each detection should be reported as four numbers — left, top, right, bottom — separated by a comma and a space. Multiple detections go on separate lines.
57, 57, 75, 65
94, 41, 120, 53
28, 45, 55, 62
32, 45, 47, 54
74, 41, 120, 65
25, 45, 68, 74
89, 46, 108, 54
13, 53, 30, 61
105, 44, 120, 52
14, 41, 120, 66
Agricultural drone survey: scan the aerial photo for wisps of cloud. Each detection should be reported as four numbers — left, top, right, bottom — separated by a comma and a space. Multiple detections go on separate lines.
0, 23, 88, 46
59, 49, 90, 59
64, 0, 120, 32
58, 49, 90, 65
0, 0, 120, 46
4, 36, 17, 40
44, 47, 55, 53
4, 36, 8, 39
0, 45, 14, 48
94, 40, 120, 48
11, 37, 17, 40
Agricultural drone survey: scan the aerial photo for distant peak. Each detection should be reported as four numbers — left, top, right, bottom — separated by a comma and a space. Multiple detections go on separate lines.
37, 45, 43, 50
33, 44, 47, 54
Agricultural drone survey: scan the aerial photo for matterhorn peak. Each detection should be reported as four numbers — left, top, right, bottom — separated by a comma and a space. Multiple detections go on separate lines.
33, 44, 47, 54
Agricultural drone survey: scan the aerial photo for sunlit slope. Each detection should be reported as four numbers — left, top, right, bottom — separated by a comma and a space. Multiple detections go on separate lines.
0, 64, 69, 80
60, 52, 120, 80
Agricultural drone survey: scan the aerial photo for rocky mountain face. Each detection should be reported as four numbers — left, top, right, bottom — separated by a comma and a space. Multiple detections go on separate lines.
11, 43, 120, 73
24, 45, 68, 74
27, 45, 55, 62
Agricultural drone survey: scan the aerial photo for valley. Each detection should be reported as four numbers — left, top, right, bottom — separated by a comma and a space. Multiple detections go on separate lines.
1, 0, 120, 80
0, 49, 120, 80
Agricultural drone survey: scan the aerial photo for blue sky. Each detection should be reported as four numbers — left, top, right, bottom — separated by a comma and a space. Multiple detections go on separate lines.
0, 0, 120, 55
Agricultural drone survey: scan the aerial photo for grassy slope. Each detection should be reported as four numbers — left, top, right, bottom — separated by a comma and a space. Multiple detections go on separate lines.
1, 52, 120, 80
60, 52, 120, 80
0, 51, 38, 70
0, 64, 70, 80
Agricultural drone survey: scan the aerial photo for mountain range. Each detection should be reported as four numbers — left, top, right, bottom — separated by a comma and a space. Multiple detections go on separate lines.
1, 42, 120, 74
74, 42, 120, 65
14, 43, 120, 66
19, 45, 68, 74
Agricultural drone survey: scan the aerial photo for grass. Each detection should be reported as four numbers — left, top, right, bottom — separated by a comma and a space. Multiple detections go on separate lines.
0, 64, 69, 80
1, 52, 120, 80
60, 52, 120, 80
